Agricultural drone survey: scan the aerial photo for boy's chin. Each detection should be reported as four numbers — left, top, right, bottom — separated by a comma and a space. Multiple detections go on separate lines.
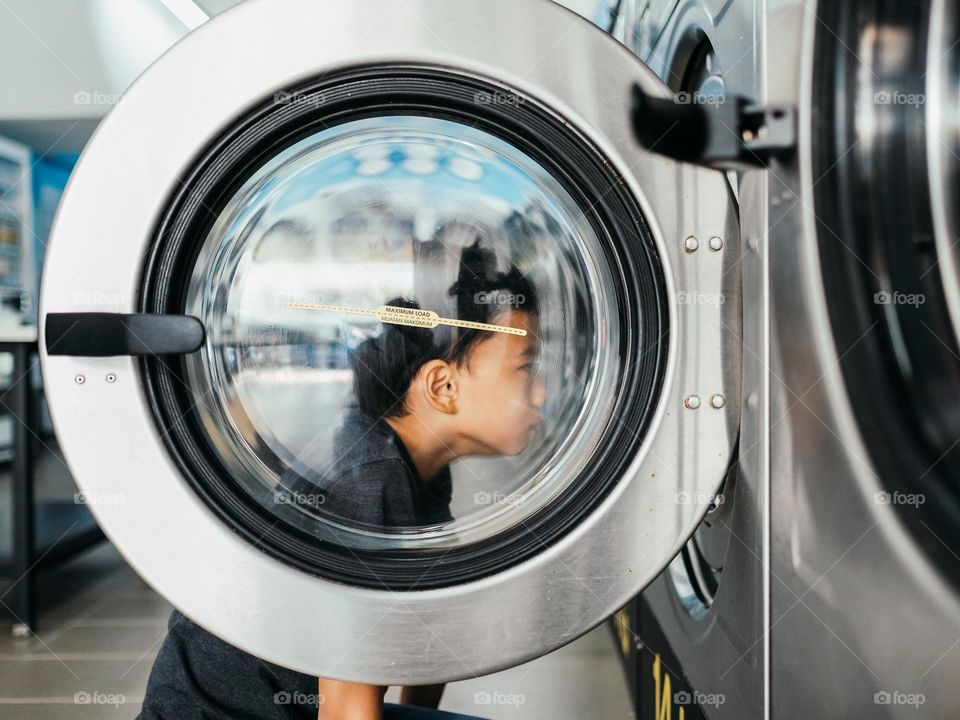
472, 436, 530, 457
497, 440, 529, 457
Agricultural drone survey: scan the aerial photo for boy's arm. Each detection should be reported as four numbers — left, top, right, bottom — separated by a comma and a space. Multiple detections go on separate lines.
318, 677, 386, 720
400, 683, 446, 709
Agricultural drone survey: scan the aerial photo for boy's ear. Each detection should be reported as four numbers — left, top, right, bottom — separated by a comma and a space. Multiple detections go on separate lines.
419, 360, 459, 414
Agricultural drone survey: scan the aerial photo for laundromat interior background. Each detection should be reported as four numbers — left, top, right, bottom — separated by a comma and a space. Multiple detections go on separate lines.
1, 1, 634, 719
5, 0, 960, 718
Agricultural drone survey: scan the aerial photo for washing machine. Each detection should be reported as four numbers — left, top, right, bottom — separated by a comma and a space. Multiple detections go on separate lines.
615, 0, 960, 718
602, 2, 769, 719
37, 0, 746, 687
767, 0, 960, 717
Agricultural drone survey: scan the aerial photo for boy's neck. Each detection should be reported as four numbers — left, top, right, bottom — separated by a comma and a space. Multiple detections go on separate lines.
384, 415, 455, 482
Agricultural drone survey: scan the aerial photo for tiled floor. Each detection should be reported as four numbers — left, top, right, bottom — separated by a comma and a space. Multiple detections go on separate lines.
1, 540, 635, 720
0, 543, 165, 719
0, 434, 634, 718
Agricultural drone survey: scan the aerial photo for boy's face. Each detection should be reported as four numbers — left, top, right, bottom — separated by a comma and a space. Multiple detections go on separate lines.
454, 310, 546, 456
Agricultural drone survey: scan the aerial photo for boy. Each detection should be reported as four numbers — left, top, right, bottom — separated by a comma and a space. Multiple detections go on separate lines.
138, 239, 543, 719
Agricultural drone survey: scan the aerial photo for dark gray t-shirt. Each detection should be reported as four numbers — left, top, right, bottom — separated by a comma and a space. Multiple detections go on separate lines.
283, 403, 453, 528
138, 609, 321, 719
138, 405, 453, 719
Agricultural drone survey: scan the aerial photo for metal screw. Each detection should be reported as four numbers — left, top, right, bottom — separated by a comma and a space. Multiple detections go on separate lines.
709, 236, 724, 251
683, 236, 699, 253
11, 623, 30, 638
106, 373, 116, 383
74, 375, 85, 385
684, 395, 701, 410
710, 394, 726, 409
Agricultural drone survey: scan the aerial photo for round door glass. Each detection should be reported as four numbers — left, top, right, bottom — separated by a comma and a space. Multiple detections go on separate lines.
183, 115, 624, 551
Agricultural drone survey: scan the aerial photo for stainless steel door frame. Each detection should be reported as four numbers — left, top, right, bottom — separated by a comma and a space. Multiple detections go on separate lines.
639, 170, 767, 720
629, 0, 769, 717
39, 0, 741, 684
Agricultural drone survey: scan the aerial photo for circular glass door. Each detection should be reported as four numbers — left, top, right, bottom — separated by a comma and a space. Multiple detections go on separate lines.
139, 68, 670, 589
38, 0, 739, 679
182, 115, 622, 551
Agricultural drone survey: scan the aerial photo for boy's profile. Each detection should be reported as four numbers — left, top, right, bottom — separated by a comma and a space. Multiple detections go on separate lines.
313, 236, 545, 530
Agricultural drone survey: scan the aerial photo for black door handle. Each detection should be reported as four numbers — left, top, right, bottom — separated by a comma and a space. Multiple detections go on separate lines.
44, 313, 205, 356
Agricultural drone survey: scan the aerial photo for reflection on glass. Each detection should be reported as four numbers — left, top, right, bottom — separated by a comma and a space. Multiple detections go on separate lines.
282, 240, 543, 529
184, 116, 622, 550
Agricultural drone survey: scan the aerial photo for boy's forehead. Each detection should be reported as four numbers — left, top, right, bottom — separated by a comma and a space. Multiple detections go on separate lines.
498, 307, 538, 331
466, 314, 538, 359
509, 328, 540, 357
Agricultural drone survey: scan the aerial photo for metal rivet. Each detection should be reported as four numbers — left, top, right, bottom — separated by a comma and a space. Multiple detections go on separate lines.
683, 236, 699, 253
709, 236, 723, 251
106, 373, 116, 383
710, 394, 726, 409
74, 375, 85, 385
684, 395, 701, 409
11, 623, 30, 638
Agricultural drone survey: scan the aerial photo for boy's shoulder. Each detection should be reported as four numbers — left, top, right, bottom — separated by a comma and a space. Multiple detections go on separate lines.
323, 456, 417, 527
333, 404, 407, 469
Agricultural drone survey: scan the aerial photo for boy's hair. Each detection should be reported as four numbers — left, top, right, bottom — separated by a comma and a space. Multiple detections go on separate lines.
351, 237, 538, 419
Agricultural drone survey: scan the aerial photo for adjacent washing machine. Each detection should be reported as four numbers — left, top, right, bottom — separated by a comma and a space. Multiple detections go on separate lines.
768, 0, 960, 717
615, 0, 960, 718
37, 0, 743, 685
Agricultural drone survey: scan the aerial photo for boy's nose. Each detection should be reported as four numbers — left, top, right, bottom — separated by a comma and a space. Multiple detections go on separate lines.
530, 376, 547, 408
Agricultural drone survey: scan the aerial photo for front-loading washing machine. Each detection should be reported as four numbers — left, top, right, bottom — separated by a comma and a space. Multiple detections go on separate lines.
37, 0, 745, 687
605, 0, 960, 718
766, 0, 960, 718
